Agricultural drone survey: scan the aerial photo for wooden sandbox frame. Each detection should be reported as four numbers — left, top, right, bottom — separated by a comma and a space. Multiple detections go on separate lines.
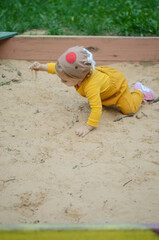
0, 35, 159, 64
0, 223, 159, 240
0, 35, 159, 239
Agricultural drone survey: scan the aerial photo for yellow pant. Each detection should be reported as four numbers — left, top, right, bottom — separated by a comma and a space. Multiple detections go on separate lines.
99, 66, 144, 115
116, 87, 143, 114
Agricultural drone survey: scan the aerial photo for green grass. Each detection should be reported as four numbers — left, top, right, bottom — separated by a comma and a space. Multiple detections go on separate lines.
0, 0, 159, 36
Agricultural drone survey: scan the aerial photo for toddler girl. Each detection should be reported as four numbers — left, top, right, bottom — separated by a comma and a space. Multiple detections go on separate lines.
30, 46, 155, 137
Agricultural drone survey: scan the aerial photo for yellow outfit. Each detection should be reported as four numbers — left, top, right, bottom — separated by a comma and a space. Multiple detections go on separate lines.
48, 63, 143, 127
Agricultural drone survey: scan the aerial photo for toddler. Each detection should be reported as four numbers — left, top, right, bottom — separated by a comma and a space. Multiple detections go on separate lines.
30, 46, 155, 137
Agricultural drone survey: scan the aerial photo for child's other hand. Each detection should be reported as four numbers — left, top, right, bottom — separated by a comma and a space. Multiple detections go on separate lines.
75, 124, 95, 137
29, 62, 41, 71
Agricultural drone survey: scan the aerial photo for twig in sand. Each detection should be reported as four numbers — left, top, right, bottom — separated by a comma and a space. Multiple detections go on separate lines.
149, 97, 159, 104
81, 163, 93, 168
4, 178, 16, 183
123, 179, 132, 187
113, 113, 134, 122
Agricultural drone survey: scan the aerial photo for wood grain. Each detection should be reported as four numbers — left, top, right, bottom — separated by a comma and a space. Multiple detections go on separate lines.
0, 36, 159, 64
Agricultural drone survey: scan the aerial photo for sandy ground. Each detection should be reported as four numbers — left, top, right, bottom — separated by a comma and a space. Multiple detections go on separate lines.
0, 59, 159, 224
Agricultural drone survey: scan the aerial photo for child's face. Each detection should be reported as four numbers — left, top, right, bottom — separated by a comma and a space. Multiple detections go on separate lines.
57, 71, 83, 87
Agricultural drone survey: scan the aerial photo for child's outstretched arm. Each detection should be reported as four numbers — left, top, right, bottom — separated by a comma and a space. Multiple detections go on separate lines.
75, 87, 102, 137
29, 62, 48, 72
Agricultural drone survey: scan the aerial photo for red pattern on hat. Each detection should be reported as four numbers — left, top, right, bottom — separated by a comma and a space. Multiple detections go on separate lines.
65, 52, 76, 63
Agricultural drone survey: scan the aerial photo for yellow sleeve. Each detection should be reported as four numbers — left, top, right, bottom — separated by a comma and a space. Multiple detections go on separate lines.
47, 63, 56, 74
84, 84, 102, 127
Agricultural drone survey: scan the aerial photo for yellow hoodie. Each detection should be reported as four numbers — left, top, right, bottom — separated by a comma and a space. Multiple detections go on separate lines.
48, 63, 143, 127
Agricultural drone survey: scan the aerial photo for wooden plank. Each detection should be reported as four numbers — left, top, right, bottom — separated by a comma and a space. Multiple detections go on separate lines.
0, 230, 158, 240
0, 36, 159, 64
0, 224, 159, 240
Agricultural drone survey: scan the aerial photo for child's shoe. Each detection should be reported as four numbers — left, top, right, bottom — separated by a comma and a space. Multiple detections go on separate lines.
135, 82, 155, 101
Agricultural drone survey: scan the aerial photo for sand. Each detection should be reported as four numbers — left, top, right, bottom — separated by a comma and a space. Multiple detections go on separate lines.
0, 59, 159, 224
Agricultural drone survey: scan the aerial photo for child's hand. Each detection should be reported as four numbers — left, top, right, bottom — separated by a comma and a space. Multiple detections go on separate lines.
29, 62, 41, 71
29, 62, 48, 72
75, 124, 95, 137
